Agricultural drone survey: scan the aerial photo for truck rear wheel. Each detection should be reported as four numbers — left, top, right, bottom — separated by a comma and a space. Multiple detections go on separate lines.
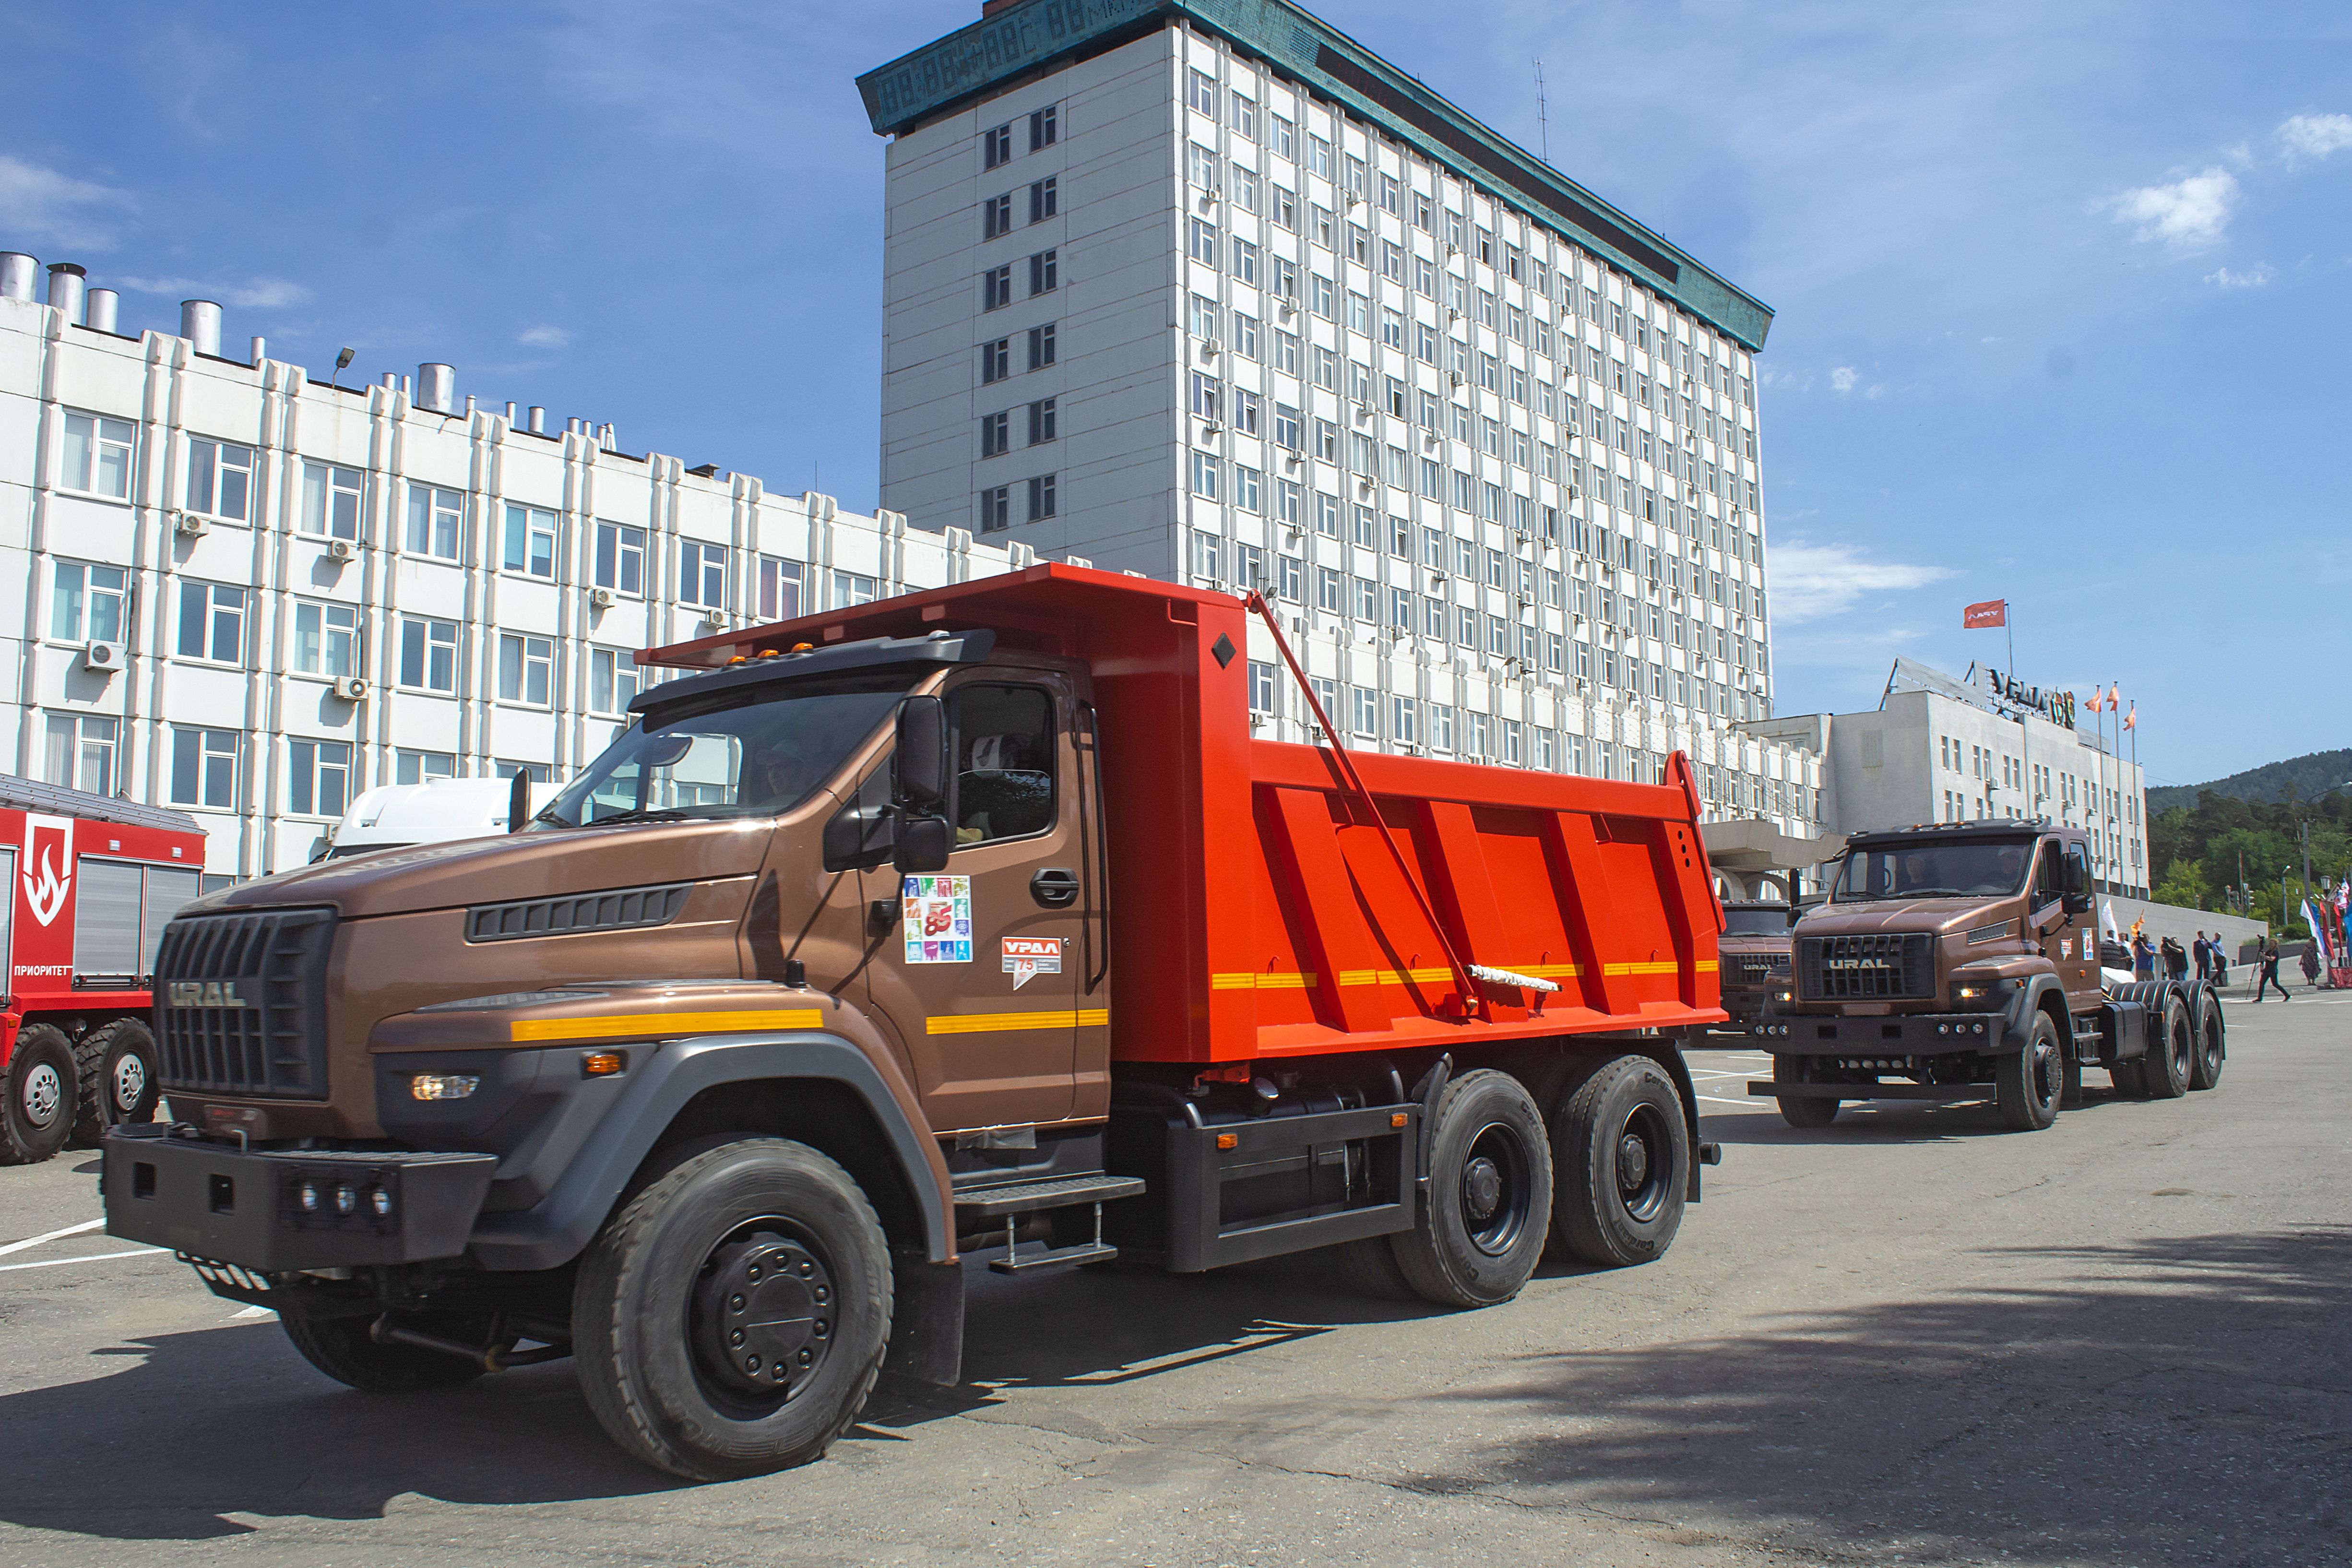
281, 1312, 491, 1393
1551, 1055, 1689, 1267
1996, 1014, 2063, 1131
2188, 987, 2225, 1091
2141, 994, 2191, 1100
0, 1024, 76, 1165
572, 1138, 892, 1480
1390, 1069, 1552, 1307
71, 1019, 160, 1146
1772, 1056, 1839, 1128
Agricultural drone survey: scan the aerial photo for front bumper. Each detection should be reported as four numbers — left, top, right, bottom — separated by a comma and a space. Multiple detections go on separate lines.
103, 1123, 496, 1273
1749, 1011, 2009, 1056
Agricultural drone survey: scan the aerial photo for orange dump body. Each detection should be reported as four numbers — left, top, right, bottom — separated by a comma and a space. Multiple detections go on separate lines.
642, 564, 1726, 1066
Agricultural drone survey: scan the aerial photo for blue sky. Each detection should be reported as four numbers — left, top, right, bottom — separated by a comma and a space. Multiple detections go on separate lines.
3, 1, 2344, 786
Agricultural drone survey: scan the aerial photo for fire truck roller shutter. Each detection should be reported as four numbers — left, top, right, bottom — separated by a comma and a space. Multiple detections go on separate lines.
141, 867, 202, 978
73, 860, 144, 981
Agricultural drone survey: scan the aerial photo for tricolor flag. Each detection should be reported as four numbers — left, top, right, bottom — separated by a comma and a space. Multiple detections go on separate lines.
1962, 599, 2007, 629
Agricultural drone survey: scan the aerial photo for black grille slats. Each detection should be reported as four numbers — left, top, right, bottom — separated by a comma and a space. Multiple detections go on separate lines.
464, 882, 691, 944
154, 908, 336, 1098
1799, 933, 1934, 1001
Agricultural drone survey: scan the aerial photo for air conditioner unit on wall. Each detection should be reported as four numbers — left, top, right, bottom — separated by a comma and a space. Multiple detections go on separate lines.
322, 537, 356, 561
589, 585, 616, 608
82, 641, 124, 672
331, 675, 368, 701
173, 511, 210, 538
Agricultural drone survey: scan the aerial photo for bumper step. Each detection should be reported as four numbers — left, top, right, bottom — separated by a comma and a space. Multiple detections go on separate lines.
987, 1241, 1120, 1275
952, 1173, 1145, 1220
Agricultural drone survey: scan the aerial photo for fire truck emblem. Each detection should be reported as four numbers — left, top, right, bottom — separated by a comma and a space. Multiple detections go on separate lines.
22, 814, 73, 927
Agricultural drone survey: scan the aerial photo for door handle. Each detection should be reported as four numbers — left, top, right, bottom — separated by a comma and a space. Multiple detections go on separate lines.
1030, 868, 1080, 908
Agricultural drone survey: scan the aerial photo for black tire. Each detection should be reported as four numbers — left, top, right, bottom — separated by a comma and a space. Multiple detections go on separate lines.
1389, 1069, 1553, 1307
280, 1312, 490, 1393
1996, 1012, 2064, 1131
572, 1138, 892, 1480
70, 1019, 160, 1146
0, 1024, 76, 1166
1330, 1235, 1416, 1301
2142, 992, 2191, 1100
1552, 1056, 1690, 1268
2188, 986, 2225, 1092
1772, 1055, 1839, 1128
2109, 1060, 2145, 1098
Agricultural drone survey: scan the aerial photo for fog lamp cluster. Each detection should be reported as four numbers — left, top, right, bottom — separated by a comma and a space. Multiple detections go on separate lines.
295, 1180, 393, 1218
410, 1073, 480, 1102
1934, 1021, 1991, 1037
1751, 1022, 1791, 1037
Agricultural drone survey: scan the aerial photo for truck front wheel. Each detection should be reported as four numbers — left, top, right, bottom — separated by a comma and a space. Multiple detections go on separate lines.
572, 1138, 892, 1480
0, 1024, 77, 1165
1390, 1069, 1553, 1307
1996, 1014, 2063, 1131
1772, 1057, 1839, 1129
1551, 1055, 1690, 1267
281, 1312, 491, 1393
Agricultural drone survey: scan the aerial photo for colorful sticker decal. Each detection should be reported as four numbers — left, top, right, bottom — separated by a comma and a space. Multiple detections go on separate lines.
2060, 938, 2073, 960
903, 875, 973, 963
1002, 936, 1064, 991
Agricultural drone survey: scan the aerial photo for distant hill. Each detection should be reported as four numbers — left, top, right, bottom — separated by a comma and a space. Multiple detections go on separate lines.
2149, 748, 2352, 814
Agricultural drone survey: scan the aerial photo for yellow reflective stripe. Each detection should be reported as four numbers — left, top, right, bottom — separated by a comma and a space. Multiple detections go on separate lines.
926, 1009, 1110, 1035
1604, 961, 1683, 977
1211, 971, 1318, 990
510, 1008, 825, 1042
1515, 962, 1584, 978
1696, 961, 1719, 973
1338, 966, 1454, 987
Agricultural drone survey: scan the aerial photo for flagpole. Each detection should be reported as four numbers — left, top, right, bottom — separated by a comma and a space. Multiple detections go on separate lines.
2005, 601, 2013, 683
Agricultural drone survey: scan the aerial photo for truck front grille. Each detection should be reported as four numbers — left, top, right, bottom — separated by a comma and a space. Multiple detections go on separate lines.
1799, 933, 1933, 1001
1735, 955, 1790, 984
154, 908, 337, 1099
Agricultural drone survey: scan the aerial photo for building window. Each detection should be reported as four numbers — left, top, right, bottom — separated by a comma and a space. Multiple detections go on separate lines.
758, 557, 803, 621
1188, 68, 1216, 117
980, 486, 1011, 532
981, 337, 1010, 383
498, 632, 554, 705
1027, 322, 1056, 368
1247, 659, 1277, 714
45, 713, 118, 795
1429, 703, 1455, 751
983, 264, 1013, 310
407, 486, 463, 559
1026, 473, 1057, 521
292, 600, 360, 677
50, 561, 126, 644
1029, 176, 1057, 223
1028, 397, 1057, 444
1189, 451, 1219, 499
1029, 104, 1057, 150
1234, 465, 1261, 512
590, 648, 641, 714
679, 540, 727, 607
833, 572, 879, 607
1028, 249, 1057, 295
981, 410, 1011, 457
287, 739, 353, 818
177, 582, 246, 664
399, 616, 459, 692
983, 192, 1012, 238
1352, 687, 1378, 737
300, 462, 363, 539
503, 504, 557, 577
395, 748, 454, 785
170, 727, 241, 809
60, 411, 134, 499
594, 521, 646, 594
1189, 530, 1222, 583
185, 437, 254, 521
983, 122, 1012, 167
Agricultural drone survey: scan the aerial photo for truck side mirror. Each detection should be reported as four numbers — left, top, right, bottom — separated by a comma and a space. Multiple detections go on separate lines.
895, 696, 949, 814
508, 770, 531, 833
2064, 890, 2093, 916
893, 814, 951, 874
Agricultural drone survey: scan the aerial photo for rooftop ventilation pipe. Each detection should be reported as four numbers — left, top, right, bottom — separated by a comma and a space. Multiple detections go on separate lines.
505, 401, 518, 423
527, 406, 546, 434
46, 263, 85, 323
85, 289, 118, 333
416, 363, 455, 414
181, 299, 222, 356
249, 336, 266, 365
1, 253, 40, 301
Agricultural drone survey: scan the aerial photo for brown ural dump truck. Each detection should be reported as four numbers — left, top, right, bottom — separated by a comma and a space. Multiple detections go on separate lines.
1713, 901, 1797, 1033
1746, 819, 2224, 1130
105, 566, 1728, 1481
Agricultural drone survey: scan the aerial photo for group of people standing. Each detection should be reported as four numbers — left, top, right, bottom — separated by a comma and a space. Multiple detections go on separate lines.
2124, 924, 2312, 1002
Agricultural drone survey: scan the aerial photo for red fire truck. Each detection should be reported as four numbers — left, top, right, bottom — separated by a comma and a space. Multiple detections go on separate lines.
0, 774, 206, 1164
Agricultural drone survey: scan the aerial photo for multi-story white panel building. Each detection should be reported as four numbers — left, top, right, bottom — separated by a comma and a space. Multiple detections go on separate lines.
0, 261, 1020, 880
865, 0, 1820, 855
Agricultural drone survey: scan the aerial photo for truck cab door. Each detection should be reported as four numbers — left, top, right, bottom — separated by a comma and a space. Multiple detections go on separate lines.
860, 673, 1093, 1132
2038, 840, 2097, 1005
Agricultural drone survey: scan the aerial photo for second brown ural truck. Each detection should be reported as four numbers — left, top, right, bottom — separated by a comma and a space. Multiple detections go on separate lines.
1712, 902, 1796, 1033
1747, 819, 2224, 1130
105, 568, 1728, 1481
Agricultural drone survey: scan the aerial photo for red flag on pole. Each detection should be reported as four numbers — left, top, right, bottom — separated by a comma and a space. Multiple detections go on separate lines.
2085, 688, 2103, 713
1962, 599, 2007, 629
2123, 704, 2137, 731
2108, 684, 2120, 709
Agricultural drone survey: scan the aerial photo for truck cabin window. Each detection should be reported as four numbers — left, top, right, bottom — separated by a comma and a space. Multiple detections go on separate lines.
1721, 905, 1794, 936
534, 676, 914, 828
2033, 839, 2067, 906
952, 683, 1054, 845
1833, 840, 2034, 903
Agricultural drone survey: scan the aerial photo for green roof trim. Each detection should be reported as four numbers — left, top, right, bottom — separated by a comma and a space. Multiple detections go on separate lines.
856, 0, 1772, 349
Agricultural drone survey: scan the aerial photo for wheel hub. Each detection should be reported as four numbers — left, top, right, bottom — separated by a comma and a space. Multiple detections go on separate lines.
690, 1227, 834, 1407
2031, 1043, 2060, 1105
1616, 1132, 1651, 1192
21, 1062, 62, 1127
113, 1052, 147, 1113
1461, 1156, 1503, 1222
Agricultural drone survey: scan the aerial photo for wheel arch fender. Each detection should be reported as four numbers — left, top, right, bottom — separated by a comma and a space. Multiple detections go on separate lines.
466, 1033, 953, 1273
2003, 975, 2070, 1054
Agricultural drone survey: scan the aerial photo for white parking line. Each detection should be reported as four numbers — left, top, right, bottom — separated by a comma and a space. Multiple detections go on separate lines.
0, 1247, 162, 1274
0, 1218, 105, 1259
1698, 1093, 1763, 1107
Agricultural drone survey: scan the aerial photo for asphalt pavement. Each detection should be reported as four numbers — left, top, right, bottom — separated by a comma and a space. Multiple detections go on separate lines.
0, 989, 2345, 1568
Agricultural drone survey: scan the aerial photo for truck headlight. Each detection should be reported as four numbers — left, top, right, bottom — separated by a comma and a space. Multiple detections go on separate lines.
1955, 986, 1982, 1000
411, 1073, 480, 1102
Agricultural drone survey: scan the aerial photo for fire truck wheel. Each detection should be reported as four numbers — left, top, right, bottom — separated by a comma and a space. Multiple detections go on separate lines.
1996, 1013, 2064, 1131
2140, 994, 2192, 1101
1390, 1069, 1553, 1307
70, 1019, 160, 1146
0, 1025, 77, 1166
572, 1137, 892, 1481
280, 1312, 490, 1393
2188, 987, 2225, 1091
1553, 1055, 1690, 1267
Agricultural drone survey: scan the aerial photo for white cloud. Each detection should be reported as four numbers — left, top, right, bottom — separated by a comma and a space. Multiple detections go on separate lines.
118, 274, 309, 309
517, 324, 570, 349
1829, 366, 1859, 394
2204, 263, 2274, 290
0, 154, 131, 250
2278, 113, 2352, 162
1864, 384, 1886, 399
2098, 167, 2236, 249
1766, 539, 1955, 627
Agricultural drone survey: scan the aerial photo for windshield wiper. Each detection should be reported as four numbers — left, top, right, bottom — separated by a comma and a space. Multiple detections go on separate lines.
529, 806, 577, 830
582, 807, 702, 828
1896, 887, 1966, 899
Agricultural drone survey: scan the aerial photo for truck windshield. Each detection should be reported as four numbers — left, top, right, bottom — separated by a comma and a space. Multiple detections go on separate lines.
1833, 841, 2034, 903
1722, 906, 1794, 936
532, 676, 914, 829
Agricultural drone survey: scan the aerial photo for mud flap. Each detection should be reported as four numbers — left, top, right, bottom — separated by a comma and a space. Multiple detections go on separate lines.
880, 1247, 965, 1388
